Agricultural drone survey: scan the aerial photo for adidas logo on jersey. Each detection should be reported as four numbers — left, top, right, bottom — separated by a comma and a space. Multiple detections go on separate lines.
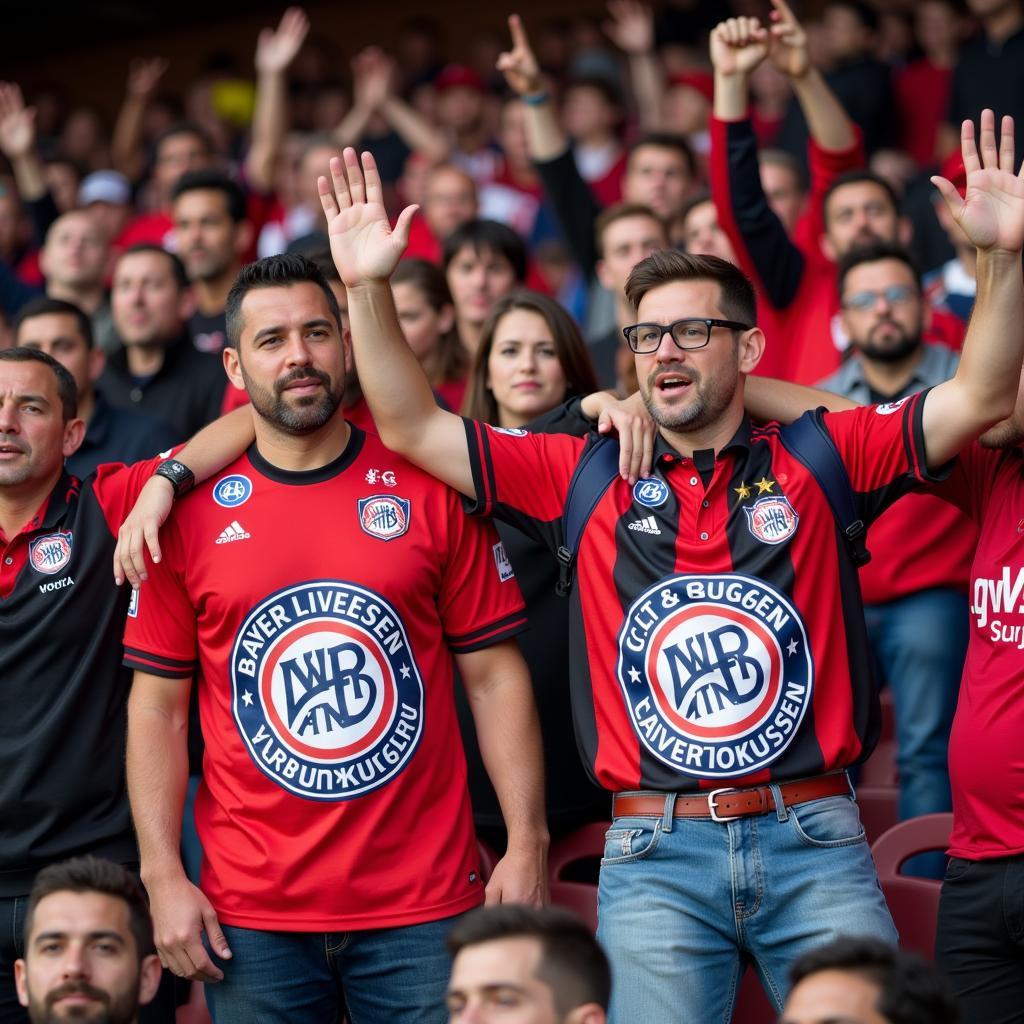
216, 520, 251, 545
628, 515, 661, 535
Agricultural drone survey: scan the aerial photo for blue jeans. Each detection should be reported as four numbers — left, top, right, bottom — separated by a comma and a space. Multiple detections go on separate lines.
596, 786, 897, 1024
204, 914, 465, 1024
863, 588, 966, 821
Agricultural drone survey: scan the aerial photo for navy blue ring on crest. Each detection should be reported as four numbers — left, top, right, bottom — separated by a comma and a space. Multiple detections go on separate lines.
616, 572, 814, 779
230, 579, 425, 802
213, 474, 253, 508
633, 477, 670, 508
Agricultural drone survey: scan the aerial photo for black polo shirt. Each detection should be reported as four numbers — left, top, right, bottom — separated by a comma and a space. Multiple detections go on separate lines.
98, 332, 228, 443
0, 460, 157, 896
66, 393, 178, 479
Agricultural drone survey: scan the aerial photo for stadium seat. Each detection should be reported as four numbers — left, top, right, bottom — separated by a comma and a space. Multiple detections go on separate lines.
860, 689, 899, 786
547, 822, 608, 930
477, 837, 500, 882
871, 813, 953, 960
855, 785, 900, 844
731, 970, 778, 1024
176, 982, 211, 1024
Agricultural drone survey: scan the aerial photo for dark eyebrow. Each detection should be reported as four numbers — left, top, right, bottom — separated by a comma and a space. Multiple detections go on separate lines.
253, 319, 334, 343
34, 929, 126, 946
19, 393, 52, 407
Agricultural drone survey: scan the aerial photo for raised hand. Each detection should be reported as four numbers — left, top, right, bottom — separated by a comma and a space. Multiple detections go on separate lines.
496, 14, 545, 98
127, 57, 169, 99
0, 83, 36, 159
710, 17, 769, 77
765, 0, 809, 78
318, 150, 417, 286
255, 6, 310, 76
351, 47, 395, 112
932, 110, 1024, 254
604, 0, 655, 56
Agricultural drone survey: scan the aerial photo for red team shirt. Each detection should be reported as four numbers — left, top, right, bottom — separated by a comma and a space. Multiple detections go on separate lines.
463, 396, 938, 794
123, 426, 527, 930
934, 443, 1024, 860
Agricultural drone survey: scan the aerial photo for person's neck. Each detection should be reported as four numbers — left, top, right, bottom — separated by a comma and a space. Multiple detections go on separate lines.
985, 3, 1024, 43
252, 412, 351, 473
925, 45, 958, 69
860, 345, 925, 398
457, 317, 483, 358
455, 123, 486, 153
577, 132, 616, 151
125, 341, 168, 378
657, 401, 745, 459
47, 281, 103, 315
497, 406, 529, 430
0, 467, 61, 540
194, 267, 237, 317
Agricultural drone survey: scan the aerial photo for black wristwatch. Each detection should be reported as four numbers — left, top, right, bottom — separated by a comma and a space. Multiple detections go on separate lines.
154, 458, 195, 498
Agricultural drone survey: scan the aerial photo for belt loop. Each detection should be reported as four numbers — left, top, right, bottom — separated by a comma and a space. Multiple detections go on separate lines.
661, 793, 677, 833
842, 770, 854, 798
770, 783, 788, 822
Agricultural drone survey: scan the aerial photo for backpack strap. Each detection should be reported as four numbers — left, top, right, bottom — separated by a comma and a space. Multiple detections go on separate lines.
779, 409, 871, 567
556, 435, 621, 596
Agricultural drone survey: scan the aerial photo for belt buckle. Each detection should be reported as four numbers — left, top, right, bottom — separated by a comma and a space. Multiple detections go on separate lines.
707, 788, 739, 822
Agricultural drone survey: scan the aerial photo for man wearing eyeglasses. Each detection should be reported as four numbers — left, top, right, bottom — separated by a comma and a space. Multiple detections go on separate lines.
818, 243, 977, 873
317, 107, 1024, 1024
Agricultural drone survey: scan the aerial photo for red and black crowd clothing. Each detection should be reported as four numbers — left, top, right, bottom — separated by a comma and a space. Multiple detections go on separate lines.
463, 395, 940, 794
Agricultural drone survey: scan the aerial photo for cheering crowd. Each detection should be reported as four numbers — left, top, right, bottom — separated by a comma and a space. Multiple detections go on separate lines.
2, 1, 1024, 1022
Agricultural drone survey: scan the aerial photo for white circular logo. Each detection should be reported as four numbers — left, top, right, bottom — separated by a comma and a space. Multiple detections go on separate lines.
231, 580, 424, 801
213, 475, 253, 508
617, 573, 813, 778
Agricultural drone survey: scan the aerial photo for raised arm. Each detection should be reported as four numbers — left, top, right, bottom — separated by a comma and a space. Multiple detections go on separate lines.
319, 150, 474, 495
246, 6, 310, 194
744, 375, 858, 422
112, 58, 168, 181
0, 83, 45, 203
604, 0, 664, 133
922, 111, 1024, 467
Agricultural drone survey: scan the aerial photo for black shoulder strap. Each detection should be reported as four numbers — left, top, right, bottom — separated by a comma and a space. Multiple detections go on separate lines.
556, 435, 621, 596
779, 410, 871, 567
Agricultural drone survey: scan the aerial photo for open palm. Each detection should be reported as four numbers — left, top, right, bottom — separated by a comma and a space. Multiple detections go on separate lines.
318, 150, 417, 286
933, 111, 1024, 253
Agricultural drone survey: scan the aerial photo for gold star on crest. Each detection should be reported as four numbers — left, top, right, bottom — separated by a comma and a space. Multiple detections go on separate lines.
756, 477, 776, 494
734, 481, 752, 500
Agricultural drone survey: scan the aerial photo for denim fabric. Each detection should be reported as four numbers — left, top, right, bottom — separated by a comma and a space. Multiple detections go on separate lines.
596, 788, 897, 1024
205, 914, 465, 1024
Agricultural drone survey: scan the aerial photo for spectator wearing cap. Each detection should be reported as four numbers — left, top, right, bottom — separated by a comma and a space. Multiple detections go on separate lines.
40, 208, 119, 352
80, 169, 135, 247
661, 71, 715, 159
434, 64, 502, 186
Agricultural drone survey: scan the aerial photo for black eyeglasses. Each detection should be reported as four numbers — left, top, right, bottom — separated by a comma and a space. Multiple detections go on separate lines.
622, 318, 751, 353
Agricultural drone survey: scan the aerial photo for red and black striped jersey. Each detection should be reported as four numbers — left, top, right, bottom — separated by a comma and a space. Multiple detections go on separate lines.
123, 426, 527, 930
464, 394, 938, 793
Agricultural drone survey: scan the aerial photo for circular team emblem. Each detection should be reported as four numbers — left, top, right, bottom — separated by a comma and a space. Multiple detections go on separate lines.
617, 573, 813, 778
231, 580, 425, 801
744, 496, 799, 545
875, 397, 909, 416
492, 427, 528, 436
29, 531, 72, 574
213, 475, 253, 508
633, 477, 669, 508
358, 495, 411, 541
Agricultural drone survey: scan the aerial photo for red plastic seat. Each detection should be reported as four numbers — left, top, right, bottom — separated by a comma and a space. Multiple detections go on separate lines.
477, 838, 500, 882
855, 785, 900, 844
547, 822, 609, 931
176, 982, 211, 1024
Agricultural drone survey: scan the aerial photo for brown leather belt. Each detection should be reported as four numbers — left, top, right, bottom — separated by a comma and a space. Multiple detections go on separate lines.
613, 773, 850, 823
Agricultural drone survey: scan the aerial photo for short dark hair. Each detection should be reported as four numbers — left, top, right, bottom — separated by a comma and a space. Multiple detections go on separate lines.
837, 241, 922, 297
224, 253, 342, 348
627, 133, 697, 181
448, 905, 611, 1015
594, 202, 666, 257
758, 148, 807, 193
117, 244, 189, 291
0, 347, 78, 420
442, 219, 528, 283
789, 937, 959, 1024
14, 296, 94, 350
824, 170, 901, 221
171, 169, 248, 223
154, 121, 212, 159
25, 857, 155, 960
625, 250, 757, 326
826, 0, 880, 33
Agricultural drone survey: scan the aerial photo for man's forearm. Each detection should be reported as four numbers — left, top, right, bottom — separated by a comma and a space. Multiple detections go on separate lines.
790, 68, 856, 152
744, 375, 858, 423
381, 97, 448, 162
713, 71, 748, 122
524, 96, 569, 163
127, 680, 191, 885
247, 71, 287, 193
175, 406, 255, 483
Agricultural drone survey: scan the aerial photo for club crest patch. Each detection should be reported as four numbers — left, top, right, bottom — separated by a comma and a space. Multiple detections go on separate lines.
875, 396, 909, 416
633, 477, 669, 508
744, 495, 799, 545
358, 494, 410, 541
492, 427, 528, 436
231, 580, 425, 801
29, 531, 73, 575
213, 474, 253, 508
617, 573, 813, 778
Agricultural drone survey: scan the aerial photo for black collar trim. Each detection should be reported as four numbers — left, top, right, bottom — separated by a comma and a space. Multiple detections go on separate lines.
246, 424, 364, 485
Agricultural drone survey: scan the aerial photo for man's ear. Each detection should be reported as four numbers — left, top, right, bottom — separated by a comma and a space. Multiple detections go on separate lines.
223, 345, 245, 391
178, 286, 197, 323
62, 417, 86, 457
88, 346, 106, 384
138, 954, 163, 1006
13, 958, 28, 1008
565, 1003, 607, 1024
342, 327, 355, 376
234, 220, 255, 259
898, 215, 912, 247
737, 326, 765, 375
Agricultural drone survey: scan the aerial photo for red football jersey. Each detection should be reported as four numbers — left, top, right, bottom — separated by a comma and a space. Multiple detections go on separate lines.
932, 443, 1024, 859
463, 396, 937, 793
124, 426, 527, 930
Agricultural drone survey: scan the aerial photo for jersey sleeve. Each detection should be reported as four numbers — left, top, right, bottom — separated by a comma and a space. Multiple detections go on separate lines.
438, 492, 529, 654
461, 418, 585, 554
925, 441, 1004, 521
89, 444, 184, 536
821, 390, 943, 524
122, 523, 198, 679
